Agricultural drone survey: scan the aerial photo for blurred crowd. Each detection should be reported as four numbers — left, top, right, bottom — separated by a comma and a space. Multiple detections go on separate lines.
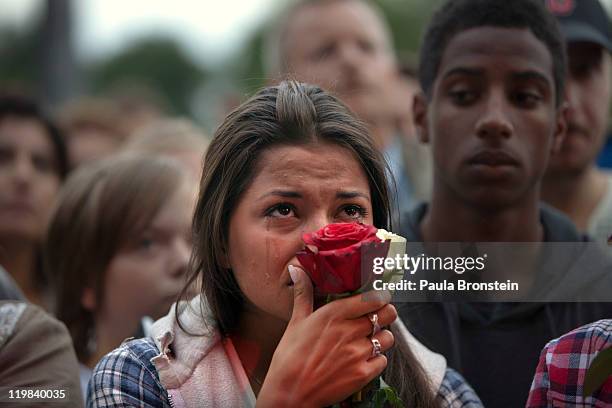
1, 0, 612, 407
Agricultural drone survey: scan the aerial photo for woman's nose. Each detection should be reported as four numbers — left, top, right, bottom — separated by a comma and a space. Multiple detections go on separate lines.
304, 213, 333, 234
12, 155, 35, 186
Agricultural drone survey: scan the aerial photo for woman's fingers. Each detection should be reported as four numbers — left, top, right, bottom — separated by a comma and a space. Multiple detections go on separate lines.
364, 354, 388, 381
379, 304, 398, 326
327, 290, 392, 320
362, 329, 394, 360
288, 265, 313, 323
347, 304, 398, 339
267, 291, 394, 408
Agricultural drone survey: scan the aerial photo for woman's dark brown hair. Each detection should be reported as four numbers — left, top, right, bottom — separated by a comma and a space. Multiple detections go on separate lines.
45, 154, 187, 363
182, 80, 438, 407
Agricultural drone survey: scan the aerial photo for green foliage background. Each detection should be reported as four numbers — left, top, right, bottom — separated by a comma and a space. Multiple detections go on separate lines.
0, 0, 441, 123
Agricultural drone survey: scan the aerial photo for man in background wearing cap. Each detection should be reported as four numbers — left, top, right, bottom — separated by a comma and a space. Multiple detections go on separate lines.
542, 0, 612, 243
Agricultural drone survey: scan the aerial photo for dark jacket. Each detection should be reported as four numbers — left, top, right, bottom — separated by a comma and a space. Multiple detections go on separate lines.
397, 204, 612, 408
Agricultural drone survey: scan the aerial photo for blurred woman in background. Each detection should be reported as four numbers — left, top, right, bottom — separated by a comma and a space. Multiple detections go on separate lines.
0, 93, 69, 310
45, 154, 195, 397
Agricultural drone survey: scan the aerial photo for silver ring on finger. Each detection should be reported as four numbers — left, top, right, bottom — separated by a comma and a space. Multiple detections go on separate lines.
369, 313, 381, 336
370, 337, 382, 358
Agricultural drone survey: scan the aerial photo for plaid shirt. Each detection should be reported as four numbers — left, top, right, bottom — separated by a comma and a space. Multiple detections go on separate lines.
527, 319, 612, 407
87, 337, 483, 408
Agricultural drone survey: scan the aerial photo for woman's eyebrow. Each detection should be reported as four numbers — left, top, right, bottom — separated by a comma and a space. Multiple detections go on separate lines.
336, 191, 370, 200
258, 190, 303, 201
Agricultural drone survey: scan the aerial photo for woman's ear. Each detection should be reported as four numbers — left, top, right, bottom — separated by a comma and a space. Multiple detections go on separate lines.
413, 92, 430, 144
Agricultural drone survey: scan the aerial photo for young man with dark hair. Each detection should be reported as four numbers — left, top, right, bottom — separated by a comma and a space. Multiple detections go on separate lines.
398, 0, 612, 406
542, 0, 612, 244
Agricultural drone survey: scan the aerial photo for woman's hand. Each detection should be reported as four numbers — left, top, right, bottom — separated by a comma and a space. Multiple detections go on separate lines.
256, 266, 398, 407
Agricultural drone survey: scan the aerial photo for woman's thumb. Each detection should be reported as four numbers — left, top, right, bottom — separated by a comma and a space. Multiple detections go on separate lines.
288, 265, 313, 322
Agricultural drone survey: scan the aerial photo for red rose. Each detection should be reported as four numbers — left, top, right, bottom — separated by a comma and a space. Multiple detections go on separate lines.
296, 223, 389, 294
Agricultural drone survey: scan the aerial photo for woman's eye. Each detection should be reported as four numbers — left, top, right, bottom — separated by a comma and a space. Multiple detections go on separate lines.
341, 205, 367, 220
266, 203, 295, 218
138, 237, 155, 250
32, 154, 53, 173
0, 148, 13, 166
